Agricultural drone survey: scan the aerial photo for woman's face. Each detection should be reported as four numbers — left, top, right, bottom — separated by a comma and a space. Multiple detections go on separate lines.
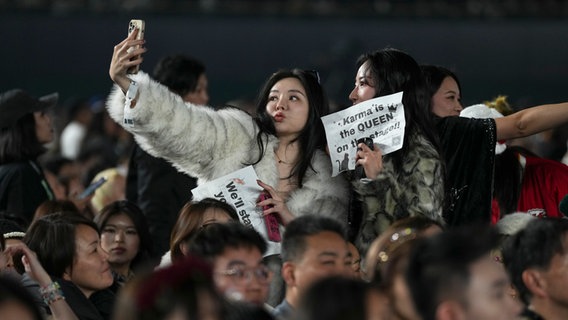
182, 73, 209, 106
431, 76, 463, 117
266, 77, 310, 140
349, 61, 377, 105
100, 213, 140, 269
33, 110, 54, 144
64, 224, 113, 298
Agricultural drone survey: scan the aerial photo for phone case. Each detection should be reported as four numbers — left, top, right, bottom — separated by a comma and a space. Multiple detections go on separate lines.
354, 137, 375, 179
77, 177, 107, 200
126, 19, 145, 74
259, 193, 281, 242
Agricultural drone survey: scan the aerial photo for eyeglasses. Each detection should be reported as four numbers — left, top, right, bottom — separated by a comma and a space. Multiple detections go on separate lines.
216, 265, 273, 285
306, 70, 321, 84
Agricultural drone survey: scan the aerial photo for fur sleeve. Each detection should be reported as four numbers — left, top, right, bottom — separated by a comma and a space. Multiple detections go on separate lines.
285, 150, 350, 226
106, 72, 259, 180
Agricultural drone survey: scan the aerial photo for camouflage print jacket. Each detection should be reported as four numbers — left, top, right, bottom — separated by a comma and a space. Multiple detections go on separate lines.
351, 131, 445, 254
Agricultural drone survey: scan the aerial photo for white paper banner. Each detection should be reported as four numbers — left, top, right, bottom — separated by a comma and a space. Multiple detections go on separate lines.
191, 166, 281, 256
321, 92, 406, 176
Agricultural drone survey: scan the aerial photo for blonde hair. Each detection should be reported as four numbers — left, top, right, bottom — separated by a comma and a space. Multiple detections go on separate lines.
89, 168, 126, 213
484, 95, 514, 116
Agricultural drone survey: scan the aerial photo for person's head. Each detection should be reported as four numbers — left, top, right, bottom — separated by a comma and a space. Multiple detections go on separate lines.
187, 222, 269, 305
153, 54, 209, 105
297, 276, 388, 320
94, 200, 153, 275
113, 255, 222, 320
254, 69, 329, 187
348, 49, 439, 169
280, 215, 351, 307
364, 227, 422, 320
0, 276, 43, 320
407, 226, 522, 320
33, 199, 80, 222
421, 65, 463, 117
23, 211, 113, 298
170, 198, 239, 263
502, 218, 568, 310
390, 215, 444, 237
89, 167, 126, 213
0, 89, 58, 164
0, 218, 25, 276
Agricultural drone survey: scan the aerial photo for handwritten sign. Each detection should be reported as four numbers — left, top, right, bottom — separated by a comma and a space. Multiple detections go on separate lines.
321, 92, 405, 176
191, 166, 281, 256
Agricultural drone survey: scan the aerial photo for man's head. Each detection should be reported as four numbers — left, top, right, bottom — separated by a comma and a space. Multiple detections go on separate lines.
502, 218, 568, 314
407, 226, 521, 320
187, 222, 269, 306
280, 215, 352, 307
153, 54, 208, 105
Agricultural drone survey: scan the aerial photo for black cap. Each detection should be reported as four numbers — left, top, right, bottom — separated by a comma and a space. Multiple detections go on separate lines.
0, 89, 59, 129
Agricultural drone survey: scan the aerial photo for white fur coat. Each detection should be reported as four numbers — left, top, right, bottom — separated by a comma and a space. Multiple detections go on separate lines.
106, 72, 349, 224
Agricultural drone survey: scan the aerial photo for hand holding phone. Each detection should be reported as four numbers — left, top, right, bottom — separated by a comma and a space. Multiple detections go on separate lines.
126, 19, 145, 74
259, 192, 281, 242
354, 137, 375, 179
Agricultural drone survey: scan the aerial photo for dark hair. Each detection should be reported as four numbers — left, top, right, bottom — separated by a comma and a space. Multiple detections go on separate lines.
170, 198, 239, 262
0, 113, 46, 164
0, 276, 43, 320
406, 226, 500, 320
493, 146, 540, 216
187, 222, 267, 263
253, 69, 329, 187
502, 218, 568, 305
297, 276, 370, 320
23, 211, 99, 278
33, 199, 80, 223
152, 54, 206, 97
420, 64, 462, 107
355, 49, 441, 171
115, 255, 222, 320
0, 217, 25, 238
94, 200, 154, 271
281, 215, 347, 263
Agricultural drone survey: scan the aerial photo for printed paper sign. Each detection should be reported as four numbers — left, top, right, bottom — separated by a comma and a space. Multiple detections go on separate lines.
321, 92, 405, 176
191, 166, 281, 256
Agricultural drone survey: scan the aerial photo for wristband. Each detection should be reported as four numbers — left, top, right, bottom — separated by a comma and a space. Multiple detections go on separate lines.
39, 281, 65, 305
124, 80, 139, 127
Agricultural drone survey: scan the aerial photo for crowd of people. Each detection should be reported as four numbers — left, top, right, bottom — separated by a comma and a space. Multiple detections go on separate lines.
1, 24, 568, 320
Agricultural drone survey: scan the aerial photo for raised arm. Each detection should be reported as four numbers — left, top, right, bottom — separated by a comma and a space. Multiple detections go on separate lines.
7, 243, 79, 320
106, 32, 259, 181
495, 102, 568, 141
109, 27, 146, 93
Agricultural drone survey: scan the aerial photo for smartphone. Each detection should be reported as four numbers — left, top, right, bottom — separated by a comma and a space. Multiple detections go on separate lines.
77, 177, 107, 200
126, 19, 145, 74
354, 137, 375, 179
259, 192, 281, 242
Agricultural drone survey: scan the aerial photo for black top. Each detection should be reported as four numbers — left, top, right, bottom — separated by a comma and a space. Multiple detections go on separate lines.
436, 116, 496, 226
125, 145, 197, 257
0, 160, 54, 227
